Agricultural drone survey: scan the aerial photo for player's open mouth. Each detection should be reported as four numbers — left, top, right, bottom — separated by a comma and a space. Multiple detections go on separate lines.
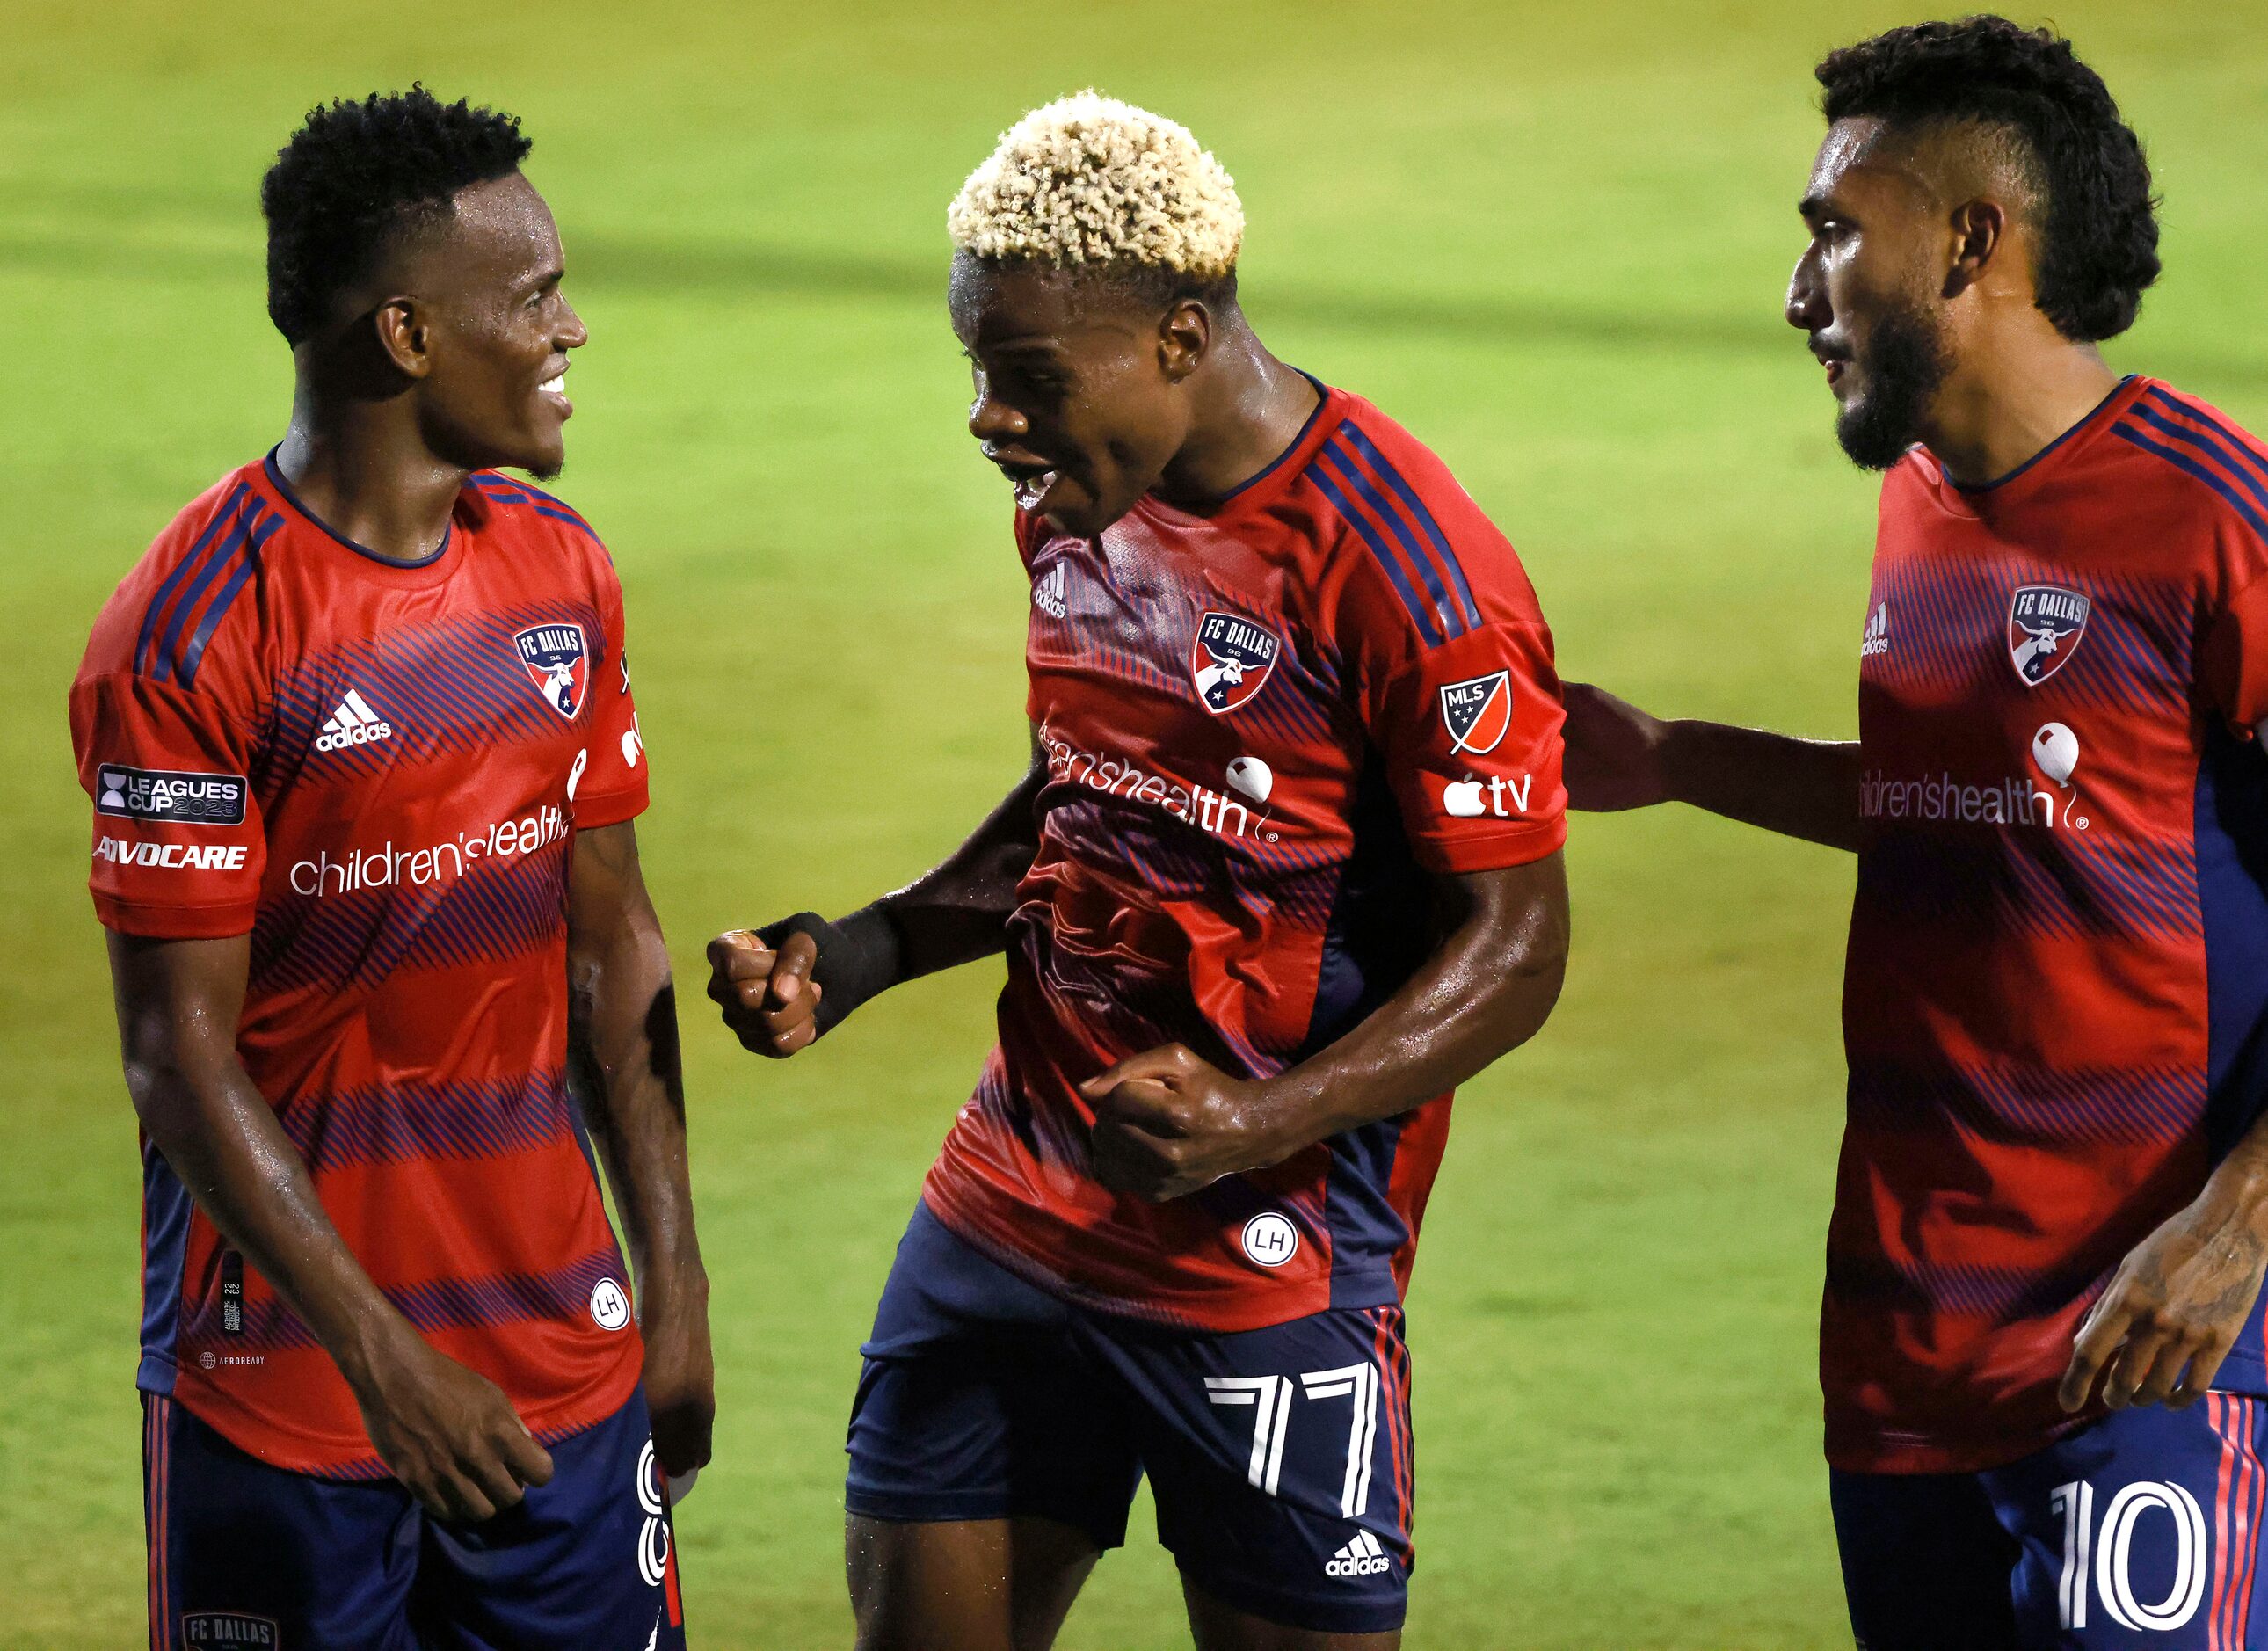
539, 364, 571, 417
991, 453, 1064, 515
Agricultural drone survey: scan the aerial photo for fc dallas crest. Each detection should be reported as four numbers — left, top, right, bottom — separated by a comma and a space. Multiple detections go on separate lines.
2008, 585, 2091, 687
1191, 611, 1281, 715
1438, 671, 1514, 755
513, 623, 590, 719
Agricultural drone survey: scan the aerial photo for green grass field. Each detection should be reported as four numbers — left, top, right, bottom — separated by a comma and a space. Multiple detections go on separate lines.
8, 1, 2268, 1643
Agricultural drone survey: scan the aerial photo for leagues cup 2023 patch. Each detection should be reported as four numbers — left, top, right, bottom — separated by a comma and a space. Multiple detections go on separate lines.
94, 765, 248, 826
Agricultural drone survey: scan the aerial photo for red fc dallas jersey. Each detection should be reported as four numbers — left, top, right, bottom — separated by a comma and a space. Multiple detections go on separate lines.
921, 384, 1567, 1330
1832, 376, 2268, 1473
70, 455, 650, 1476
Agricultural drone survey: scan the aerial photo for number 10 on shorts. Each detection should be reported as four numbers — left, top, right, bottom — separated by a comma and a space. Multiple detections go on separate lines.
2051, 1478, 2209, 1633
1205, 1364, 1382, 1518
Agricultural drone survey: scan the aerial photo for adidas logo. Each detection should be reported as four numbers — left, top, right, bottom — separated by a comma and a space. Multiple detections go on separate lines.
1860, 601, 1890, 658
1033, 563, 1068, 620
1324, 1529, 1392, 1579
315, 688, 395, 753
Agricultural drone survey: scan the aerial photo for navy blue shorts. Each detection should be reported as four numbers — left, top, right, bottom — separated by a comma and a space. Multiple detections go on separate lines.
143, 1383, 686, 1650
1834, 1393, 2268, 1648
847, 1204, 1416, 1636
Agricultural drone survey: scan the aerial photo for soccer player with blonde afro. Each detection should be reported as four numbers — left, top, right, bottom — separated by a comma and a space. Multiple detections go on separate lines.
714, 93, 1574, 1648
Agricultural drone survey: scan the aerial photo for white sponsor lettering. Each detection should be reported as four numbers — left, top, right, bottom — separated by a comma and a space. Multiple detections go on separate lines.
1040, 724, 1272, 842
94, 838, 250, 871
1442, 774, 1532, 818
1858, 770, 2075, 828
1326, 1529, 1393, 1578
636, 1438, 672, 1589
287, 806, 568, 898
313, 687, 396, 753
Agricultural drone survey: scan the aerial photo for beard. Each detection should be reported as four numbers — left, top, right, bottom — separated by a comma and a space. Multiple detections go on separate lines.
1835, 297, 1952, 471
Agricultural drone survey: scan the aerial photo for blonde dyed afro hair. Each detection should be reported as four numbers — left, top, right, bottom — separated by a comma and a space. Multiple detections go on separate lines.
948, 92, 1243, 283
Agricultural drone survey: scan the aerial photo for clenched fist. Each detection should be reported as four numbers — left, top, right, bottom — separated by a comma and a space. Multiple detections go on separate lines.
705, 928, 825, 1058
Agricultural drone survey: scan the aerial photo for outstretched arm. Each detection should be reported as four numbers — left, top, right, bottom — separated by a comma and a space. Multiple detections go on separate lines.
709, 739, 1046, 1057
107, 933, 554, 1519
1565, 682, 1863, 853
1082, 853, 1570, 1199
566, 821, 713, 1477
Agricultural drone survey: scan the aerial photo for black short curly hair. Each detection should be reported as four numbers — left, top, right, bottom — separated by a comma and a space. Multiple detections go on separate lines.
260, 86, 532, 346
1816, 16, 2160, 342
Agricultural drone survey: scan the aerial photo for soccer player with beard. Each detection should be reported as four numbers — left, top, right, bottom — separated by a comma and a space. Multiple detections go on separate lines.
709, 95, 1570, 1649
72, 91, 707, 1646
1567, 18, 2268, 1646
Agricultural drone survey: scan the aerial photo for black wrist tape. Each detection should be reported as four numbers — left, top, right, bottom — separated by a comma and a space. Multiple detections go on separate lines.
754, 905, 904, 1036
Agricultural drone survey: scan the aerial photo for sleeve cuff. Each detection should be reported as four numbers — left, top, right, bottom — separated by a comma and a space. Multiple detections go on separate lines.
1409, 817, 1567, 875
571, 789, 649, 831
91, 891, 258, 940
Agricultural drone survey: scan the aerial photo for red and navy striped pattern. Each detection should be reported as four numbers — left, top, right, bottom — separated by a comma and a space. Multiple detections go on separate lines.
82, 456, 649, 1478
927, 384, 1565, 1335
1025, 535, 1347, 767
261, 601, 611, 787
2211, 1393, 2267, 1649
1829, 376, 2268, 1475
1848, 1059, 2210, 1147
1311, 423, 1481, 648
472, 470, 601, 542
134, 484, 281, 687
143, 1393, 175, 1651
281, 1070, 577, 1172
1857, 829, 2203, 942
1366, 1305, 1416, 1570
248, 834, 570, 996
1828, 1247, 2115, 1322
185, 1247, 625, 1354
1868, 550, 2194, 715
2117, 387, 2268, 541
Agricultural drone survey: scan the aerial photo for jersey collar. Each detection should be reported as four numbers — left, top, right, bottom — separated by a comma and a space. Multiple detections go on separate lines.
259, 450, 458, 573
1142, 374, 1347, 526
1915, 375, 2144, 517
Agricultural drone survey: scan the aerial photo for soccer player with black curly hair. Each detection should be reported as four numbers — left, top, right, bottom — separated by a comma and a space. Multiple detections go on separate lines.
69, 88, 707, 1646
1567, 16, 2268, 1644
709, 92, 1570, 1647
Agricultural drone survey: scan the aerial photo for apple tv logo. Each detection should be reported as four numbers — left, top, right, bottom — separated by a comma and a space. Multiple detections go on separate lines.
1442, 775, 1534, 818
